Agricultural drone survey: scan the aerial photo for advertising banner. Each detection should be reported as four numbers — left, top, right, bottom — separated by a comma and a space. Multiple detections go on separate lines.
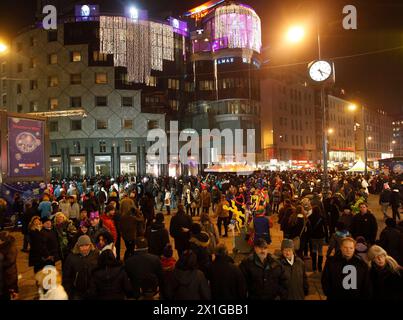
8, 117, 45, 177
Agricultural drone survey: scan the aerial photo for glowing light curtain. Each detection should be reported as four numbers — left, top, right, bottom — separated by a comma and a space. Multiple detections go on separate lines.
100, 16, 174, 83
214, 4, 262, 53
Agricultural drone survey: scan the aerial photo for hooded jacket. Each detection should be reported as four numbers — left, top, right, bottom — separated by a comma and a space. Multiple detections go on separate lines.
166, 268, 211, 300
239, 253, 288, 300
147, 222, 169, 257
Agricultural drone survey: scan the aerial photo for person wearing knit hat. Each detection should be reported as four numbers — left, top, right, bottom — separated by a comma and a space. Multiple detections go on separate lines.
279, 239, 309, 300
367, 245, 403, 300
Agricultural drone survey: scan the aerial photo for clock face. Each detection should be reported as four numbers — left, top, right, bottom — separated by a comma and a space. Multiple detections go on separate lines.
309, 60, 332, 82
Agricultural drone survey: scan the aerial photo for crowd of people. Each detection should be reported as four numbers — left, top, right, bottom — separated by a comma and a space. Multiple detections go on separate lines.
0, 170, 402, 300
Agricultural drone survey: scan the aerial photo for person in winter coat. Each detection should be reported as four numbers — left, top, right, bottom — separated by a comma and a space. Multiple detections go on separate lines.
308, 206, 328, 272
100, 205, 118, 243
165, 250, 211, 300
62, 235, 99, 300
271, 187, 282, 214
0, 198, 7, 231
338, 206, 354, 233
249, 207, 272, 245
12, 193, 24, 227
21, 200, 39, 252
379, 184, 392, 219
355, 236, 369, 263
200, 213, 220, 254
200, 189, 211, 214
125, 237, 164, 299
286, 205, 310, 259
240, 238, 288, 300
278, 200, 294, 238
279, 239, 309, 300
98, 187, 108, 214
88, 211, 108, 244
35, 266, 68, 300
53, 213, 77, 262
367, 245, 403, 300
207, 244, 247, 300
211, 186, 221, 212
189, 223, 212, 276
68, 196, 80, 224
146, 213, 170, 257
83, 191, 99, 214
159, 244, 176, 300
119, 194, 135, 217
169, 204, 192, 257
40, 217, 60, 267
215, 195, 230, 237
390, 188, 401, 222
0, 232, 18, 300
28, 216, 47, 273
377, 218, 403, 266
192, 188, 201, 217
326, 221, 351, 257
164, 188, 171, 216
351, 203, 378, 245
71, 220, 91, 248
321, 237, 372, 300
89, 249, 133, 300
58, 196, 71, 219
38, 195, 52, 219
95, 231, 116, 257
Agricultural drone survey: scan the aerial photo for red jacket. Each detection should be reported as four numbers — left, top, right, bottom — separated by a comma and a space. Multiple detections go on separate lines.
100, 214, 117, 243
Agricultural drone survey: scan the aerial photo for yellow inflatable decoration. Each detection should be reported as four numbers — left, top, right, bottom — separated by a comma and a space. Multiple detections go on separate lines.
223, 200, 246, 229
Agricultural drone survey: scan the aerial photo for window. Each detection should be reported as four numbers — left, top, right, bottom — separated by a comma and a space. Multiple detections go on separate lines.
147, 120, 159, 130
51, 142, 58, 155
123, 119, 133, 129
49, 54, 58, 64
99, 141, 106, 153
30, 101, 38, 112
147, 76, 157, 87
70, 74, 81, 85
30, 80, 38, 90
169, 100, 179, 111
49, 98, 58, 110
124, 140, 132, 153
48, 76, 59, 87
1, 79, 6, 90
1, 62, 6, 73
96, 120, 108, 130
30, 58, 37, 68
168, 78, 180, 90
2, 94, 6, 106
48, 30, 58, 42
95, 72, 107, 84
49, 121, 58, 132
70, 97, 81, 108
73, 141, 81, 154
17, 63, 23, 73
16, 83, 22, 94
95, 96, 107, 106
17, 104, 23, 113
93, 51, 108, 62
71, 120, 82, 131
185, 82, 194, 92
71, 51, 82, 62
199, 80, 214, 91
122, 97, 133, 107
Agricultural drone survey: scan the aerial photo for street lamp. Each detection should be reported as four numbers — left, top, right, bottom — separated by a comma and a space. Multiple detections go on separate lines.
286, 26, 305, 43
0, 43, 8, 54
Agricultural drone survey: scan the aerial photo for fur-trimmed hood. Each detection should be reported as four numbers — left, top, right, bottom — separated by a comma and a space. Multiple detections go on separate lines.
189, 231, 210, 248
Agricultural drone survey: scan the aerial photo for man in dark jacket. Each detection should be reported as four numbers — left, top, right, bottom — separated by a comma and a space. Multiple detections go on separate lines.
279, 239, 308, 300
62, 235, 99, 300
390, 188, 401, 222
169, 204, 192, 257
125, 237, 164, 299
146, 213, 169, 257
379, 186, 392, 219
321, 237, 372, 300
207, 244, 246, 300
351, 203, 378, 244
239, 238, 288, 300
0, 232, 18, 300
40, 217, 60, 265
278, 200, 293, 238
377, 218, 403, 266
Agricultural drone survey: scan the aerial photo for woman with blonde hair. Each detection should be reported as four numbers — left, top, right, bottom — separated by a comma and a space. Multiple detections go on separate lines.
367, 245, 403, 300
53, 212, 77, 262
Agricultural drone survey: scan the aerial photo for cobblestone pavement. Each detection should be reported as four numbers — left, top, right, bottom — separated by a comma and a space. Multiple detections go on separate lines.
11, 194, 390, 300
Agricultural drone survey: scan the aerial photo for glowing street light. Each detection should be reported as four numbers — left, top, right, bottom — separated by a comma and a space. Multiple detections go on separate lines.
392, 140, 396, 144
286, 26, 305, 43
367, 136, 372, 141
348, 104, 357, 112
129, 6, 139, 20
328, 128, 334, 134
0, 43, 8, 54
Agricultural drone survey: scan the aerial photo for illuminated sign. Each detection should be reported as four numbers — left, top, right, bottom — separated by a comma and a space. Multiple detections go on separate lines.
74, 4, 99, 21
168, 17, 188, 36
217, 57, 234, 64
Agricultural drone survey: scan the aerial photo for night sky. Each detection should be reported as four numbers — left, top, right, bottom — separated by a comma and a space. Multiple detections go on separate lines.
0, 0, 402, 116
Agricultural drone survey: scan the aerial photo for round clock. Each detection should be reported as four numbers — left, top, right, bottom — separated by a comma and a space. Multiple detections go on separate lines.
308, 60, 333, 82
